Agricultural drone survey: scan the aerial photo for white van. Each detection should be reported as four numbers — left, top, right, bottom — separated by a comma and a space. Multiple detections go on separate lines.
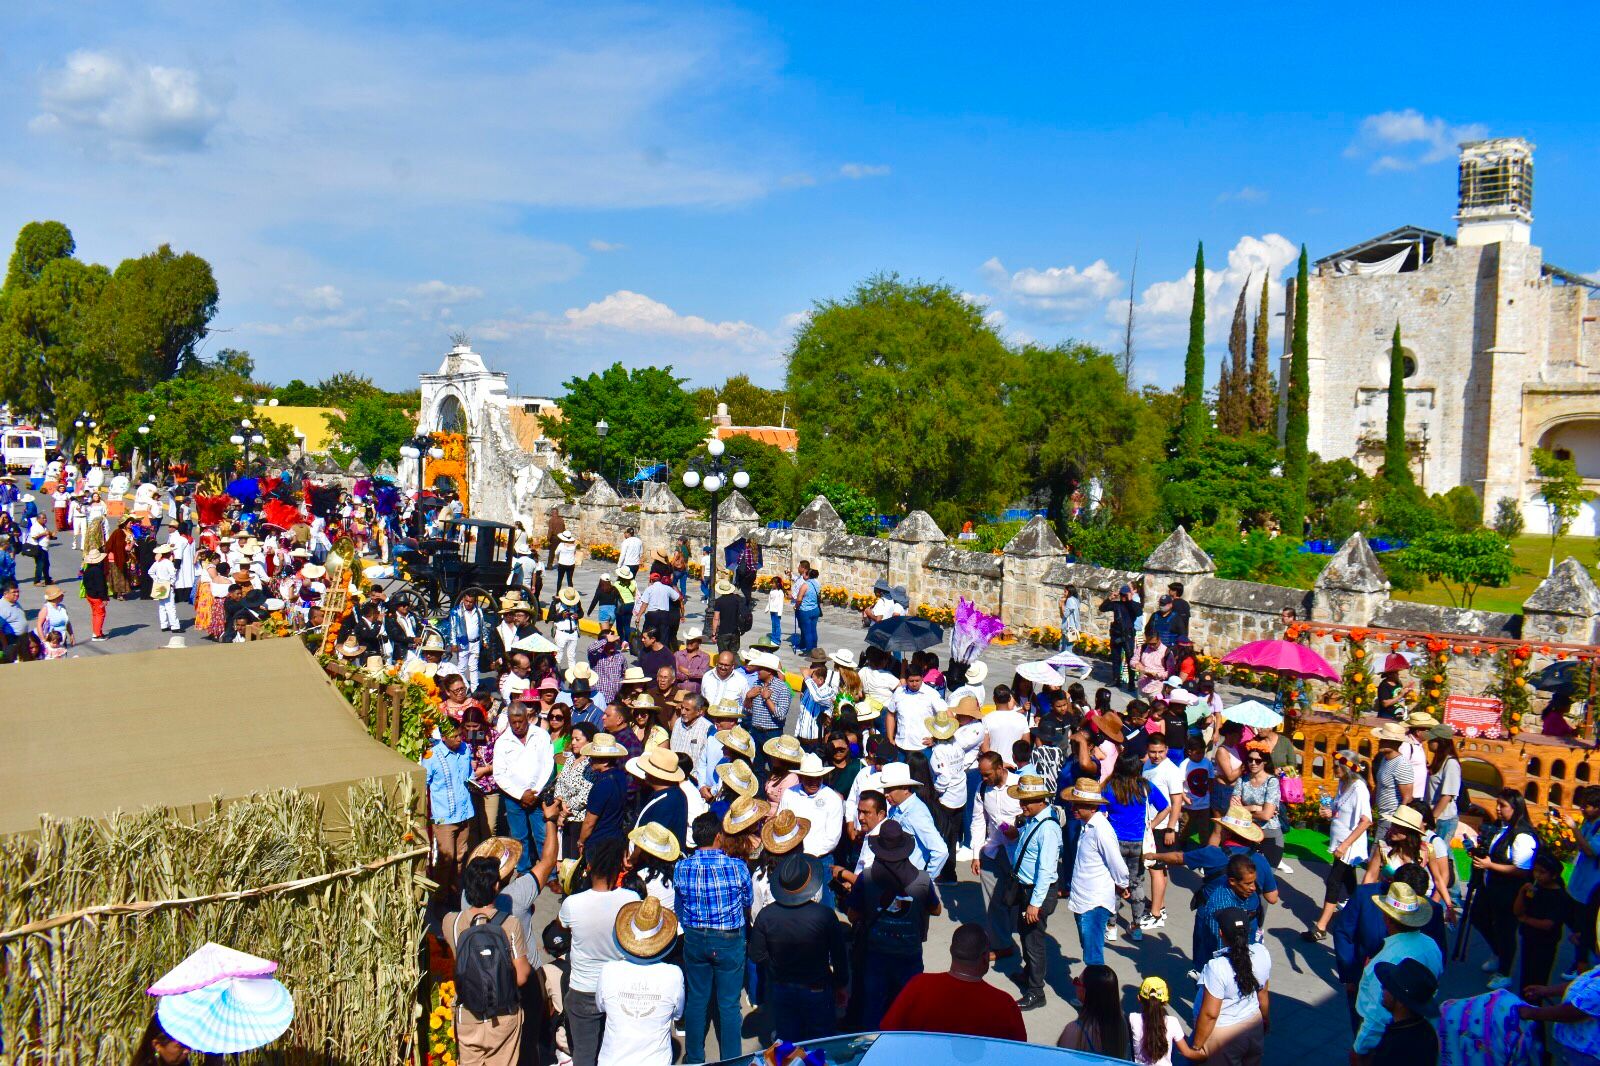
1, 427, 48, 473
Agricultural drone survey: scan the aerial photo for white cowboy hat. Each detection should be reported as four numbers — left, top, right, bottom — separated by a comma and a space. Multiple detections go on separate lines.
830, 648, 859, 670
875, 762, 916, 791
795, 752, 831, 778
682, 626, 704, 642
963, 660, 988, 684
747, 651, 782, 672
614, 566, 634, 582
557, 530, 575, 543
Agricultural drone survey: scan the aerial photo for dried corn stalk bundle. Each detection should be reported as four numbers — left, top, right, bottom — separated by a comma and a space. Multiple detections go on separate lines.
0, 776, 426, 1064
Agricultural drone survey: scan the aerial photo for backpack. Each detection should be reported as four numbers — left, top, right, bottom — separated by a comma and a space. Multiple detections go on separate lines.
865, 876, 926, 958
453, 911, 519, 1018
738, 598, 754, 634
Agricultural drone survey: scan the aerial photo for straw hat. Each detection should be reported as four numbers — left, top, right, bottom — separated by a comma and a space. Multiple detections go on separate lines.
807, 648, 829, 665
1216, 803, 1265, 843
300, 564, 327, 580
830, 648, 858, 670
581, 733, 630, 759
714, 579, 736, 596
853, 696, 884, 722
621, 666, 649, 685
721, 726, 755, 759
1371, 722, 1409, 744
163, 635, 188, 650
1406, 711, 1441, 730
682, 626, 704, 643
1013, 774, 1063, 802
926, 711, 958, 740
564, 661, 594, 684
337, 635, 363, 659
499, 594, 531, 613
951, 695, 983, 721
631, 692, 658, 711
42, 585, 65, 602
153, 543, 175, 556
1096, 711, 1127, 743
1373, 882, 1435, 928
747, 651, 781, 672
762, 734, 805, 765
707, 699, 743, 721
557, 530, 575, 543
628, 822, 682, 863
1386, 805, 1427, 835
627, 746, 686, 783
722, 795, 769, 835
614, 566, 634, 582
471, 837, 524, 880
760, 809, 810, 855
613, 896, 678, 959
717, 760, 760, 797
83, 549, 107, 564
418, 630, 447, 654
794, 752, 831, 778
771, 853, 824, 907
876, 763, 916, 791
558, 587, 581, 606
964, 661, 988, 684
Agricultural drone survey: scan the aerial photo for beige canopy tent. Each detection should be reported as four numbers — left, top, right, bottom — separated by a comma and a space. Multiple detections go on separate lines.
0, 638, 421, 837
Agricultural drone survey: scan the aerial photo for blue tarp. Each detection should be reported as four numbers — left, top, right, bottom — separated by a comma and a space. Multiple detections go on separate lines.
1300, 536, 1405, 555
630, 464, 666, 483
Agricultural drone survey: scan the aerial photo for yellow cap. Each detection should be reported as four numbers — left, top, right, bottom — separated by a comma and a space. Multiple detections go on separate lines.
1138, 976, 1170, 1003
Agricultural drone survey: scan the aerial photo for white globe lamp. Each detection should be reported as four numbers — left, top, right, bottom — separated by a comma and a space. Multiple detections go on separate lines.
681, 470, 701, 489
732, 470, 750, 489
707, 438, 725, 457
703, 474, 723, 493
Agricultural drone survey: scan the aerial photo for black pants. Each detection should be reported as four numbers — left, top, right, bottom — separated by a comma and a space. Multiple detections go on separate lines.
1258, 831, 1284, 869
1015, 885, 1059, 996
22, 544, 51, 583
716, 632, 740, 655
1110, 634, 1134, 685
642, 609, 672, 644
932, 801, 963, 882
1520, 931, 1559, 991
554, 564, 575, 593
1473, 879, 1520, 976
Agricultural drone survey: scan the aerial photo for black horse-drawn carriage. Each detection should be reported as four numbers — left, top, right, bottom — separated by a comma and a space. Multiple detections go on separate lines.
388, 517, 516, 616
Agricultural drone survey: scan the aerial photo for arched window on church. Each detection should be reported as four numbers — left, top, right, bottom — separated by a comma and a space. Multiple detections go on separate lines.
437, 395, 467, 433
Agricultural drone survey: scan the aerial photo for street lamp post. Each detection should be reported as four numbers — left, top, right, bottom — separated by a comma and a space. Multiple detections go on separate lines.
681, 437, 750, 589
229, 417, 264, 473
135, 415, 154, 481
398, 434, 446, 538
72, 411, 98, 462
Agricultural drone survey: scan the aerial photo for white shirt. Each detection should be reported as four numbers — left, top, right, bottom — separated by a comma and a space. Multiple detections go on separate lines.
847, 766, 886, 827
1491, 825, 1538, 869
700, 669, 750, 712
890, 685, 945, 752
149, 558, 177, 597
1401, 737, 1429, 793
1330, 778, 1373, 865
948, 682, 986, 708
779, 783, 844, 858
559, 888, 641, 993
1143, 759, 1186, 829
556, 541, 577, 566
970, 770, 1023, 855
1068, 812, 1129, 915
929, 739, 967, 809
492, 726, 555, 799
766, 588, 786, 615
859, 667, 899, 705
982, 709, 1031, 765
593, 950, 681, 1047
619, 536, 643, 568
1201, 943, 1273, 1028
954, 720, 987, 771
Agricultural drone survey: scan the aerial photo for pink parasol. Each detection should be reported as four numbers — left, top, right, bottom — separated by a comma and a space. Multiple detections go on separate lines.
1219, 639, 1339, 681
148, 943, 279, 997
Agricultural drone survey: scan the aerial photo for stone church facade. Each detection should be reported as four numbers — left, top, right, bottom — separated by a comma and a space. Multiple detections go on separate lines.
1284, 138, 1600, 532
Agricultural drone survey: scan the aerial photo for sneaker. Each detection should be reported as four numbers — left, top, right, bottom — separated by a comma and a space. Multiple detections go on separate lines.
1301, 927, 1329, 943
1104, 925, 1120, 943
91, 636, 106, 642
955, 846, 974, 862
1276, 861, 1295, 875
1130, 924, 1144, 942
1139, 912, 1166, 930
1482, 959, 1501, 974
1186, 968, 1201, 982
1487, 974, 1514, 991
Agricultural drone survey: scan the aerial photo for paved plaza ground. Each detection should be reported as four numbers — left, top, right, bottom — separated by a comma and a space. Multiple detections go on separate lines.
11, 536, 1541, 1061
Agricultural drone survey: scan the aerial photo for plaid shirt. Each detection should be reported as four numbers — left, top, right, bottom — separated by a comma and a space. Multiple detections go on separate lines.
673, 848, 752, 931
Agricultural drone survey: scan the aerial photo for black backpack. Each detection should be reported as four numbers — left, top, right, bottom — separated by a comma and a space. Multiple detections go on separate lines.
453, 911, 519, 1018
738, 597, 754, 634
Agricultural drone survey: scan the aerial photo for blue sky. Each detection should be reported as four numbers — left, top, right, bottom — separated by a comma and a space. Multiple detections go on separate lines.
2, 1, 1595, 398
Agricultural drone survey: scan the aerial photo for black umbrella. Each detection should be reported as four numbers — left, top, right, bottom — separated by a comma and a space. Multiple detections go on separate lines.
1534, 659, 1589, 695
865, 615, 944, 655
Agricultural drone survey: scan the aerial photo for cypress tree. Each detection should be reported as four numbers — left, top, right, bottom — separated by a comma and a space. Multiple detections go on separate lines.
1218, 278, 1250, 435
1282, 245, 1311, 535
1249, 273, 1276, 433
1382, 321, 1414, 489
1178, 242, 1209, 450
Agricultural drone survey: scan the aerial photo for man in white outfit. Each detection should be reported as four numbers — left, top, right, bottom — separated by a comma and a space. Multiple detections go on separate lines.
149, 543, 180, 632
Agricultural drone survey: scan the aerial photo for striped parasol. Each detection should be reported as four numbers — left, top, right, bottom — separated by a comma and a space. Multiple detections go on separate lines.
156, 976, 294, 1054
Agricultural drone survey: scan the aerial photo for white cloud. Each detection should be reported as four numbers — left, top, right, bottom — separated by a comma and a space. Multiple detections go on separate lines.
1217, 185, 1268, 204
983, 308, 1008, 329
30, 50, 225, 157
981, 256, 1123, 317
779, 172, 817, 187
780, 309, 812, 332
1105, 233, 1297, 348
409, 280, 484, 305
300, 284, 344, 311
242, 308, 367, 336
838, 162, 890, 179
588, 239, 624, 252
561, 291, 767, 347
1346, 109, 1488, 173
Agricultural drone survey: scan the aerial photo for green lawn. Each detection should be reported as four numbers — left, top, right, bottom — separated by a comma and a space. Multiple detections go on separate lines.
1390, 533, 1599, 615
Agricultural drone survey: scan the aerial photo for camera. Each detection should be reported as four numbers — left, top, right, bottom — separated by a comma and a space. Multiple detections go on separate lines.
1469, 842, 1491, 860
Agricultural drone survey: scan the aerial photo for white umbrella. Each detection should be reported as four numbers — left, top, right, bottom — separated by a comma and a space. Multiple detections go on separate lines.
1221, 699, 1284, 729
511, 632, 558, 654
1044, 650, 1094, 680
1017, 660, 1066, 687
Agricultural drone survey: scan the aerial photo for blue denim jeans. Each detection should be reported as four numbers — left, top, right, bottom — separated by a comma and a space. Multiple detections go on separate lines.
500, 794, 545, 873
796, 607, 821, 653
751, 727, 782, 778
675, 568, 689, 596
1075, 906, 1110, 968
769, 981, 836, 1044
859, 952, 923, 1031
769, 611, 783, 646
683, 927, 745, 1063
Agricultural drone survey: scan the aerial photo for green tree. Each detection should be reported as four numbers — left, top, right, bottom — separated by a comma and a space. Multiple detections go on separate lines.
1391, 529, 1515, 609
1282, 245, 1311, 535
1178, 242, 1209, 451
0, 253, 111, 419
101, 377, 296, 478
1008, 342, 1161, 525
1382, 322, 1414, 490
1062, 517, 1159, 571
543, 362, 705, 479
1493, 496, 1526, 538
677, 435, 801, 520
1374, 488, 1446, 542
315, 371, 382, 405
1159, 432, 1289, 530
1248, 274, 1276, 433
803, 476, 881, 537
690, 374, 791, 427
83, 243, 219, 385
1199, 528, 1325, 588
323, 394, 416, 467
273, 379, 323, 406
786, 273, 1019, 530
1307, 455, 1374, 537
1216, 280, 1251, 436
1532, 447, 1595, 573
1436, 485, 1483, 532
3, 221, 75, 291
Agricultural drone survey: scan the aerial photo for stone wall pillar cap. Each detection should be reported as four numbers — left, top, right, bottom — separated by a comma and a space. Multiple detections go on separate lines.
1003, 514, 1065, 558
889, 510, 945, 544
1143, 526, 1215, 575
1313, 531, 1390, 594
1524, 557, 1600, 616
578, 476, 621, 506
792, 495, 847, 532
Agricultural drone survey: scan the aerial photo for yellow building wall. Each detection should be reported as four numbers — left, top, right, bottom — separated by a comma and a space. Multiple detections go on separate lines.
254, 405, 343, 453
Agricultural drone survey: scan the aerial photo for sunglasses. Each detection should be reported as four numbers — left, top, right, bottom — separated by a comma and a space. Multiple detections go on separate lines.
1245, 756, 1265, 764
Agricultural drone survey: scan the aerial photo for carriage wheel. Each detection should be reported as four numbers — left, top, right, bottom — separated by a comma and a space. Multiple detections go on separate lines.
391, 587, 432, 619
